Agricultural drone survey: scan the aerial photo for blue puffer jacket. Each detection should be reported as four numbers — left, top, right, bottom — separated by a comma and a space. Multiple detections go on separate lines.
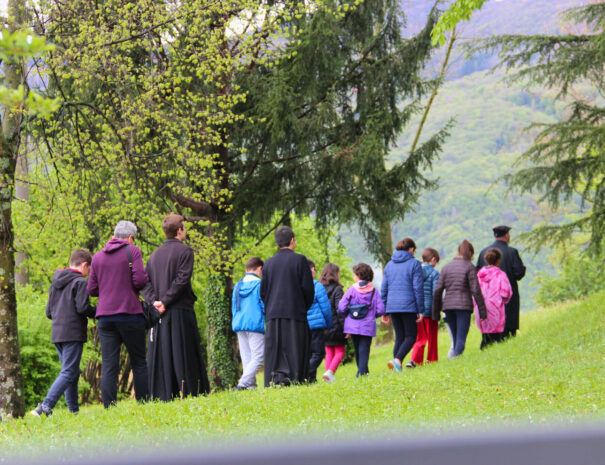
421, 263, 439, 318
380, 250, 424, 314
307, 280, 332, 330
232, 273, 265, 333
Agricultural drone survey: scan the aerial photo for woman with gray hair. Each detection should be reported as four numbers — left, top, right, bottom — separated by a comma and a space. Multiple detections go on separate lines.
88, 220, 158, 407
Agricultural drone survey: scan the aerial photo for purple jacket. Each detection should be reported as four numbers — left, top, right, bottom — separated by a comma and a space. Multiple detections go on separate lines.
338, 282, 385, 337
88, 239, 148, 317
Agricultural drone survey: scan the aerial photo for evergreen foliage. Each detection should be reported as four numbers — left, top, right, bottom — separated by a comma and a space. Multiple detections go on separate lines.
25, 0, 448, 382
472, 3, 605, 256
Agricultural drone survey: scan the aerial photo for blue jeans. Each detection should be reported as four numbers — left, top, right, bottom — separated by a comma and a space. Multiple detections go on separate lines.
444, 310, 472, 357
351, 335, 372, 377
43, 342, 83, 412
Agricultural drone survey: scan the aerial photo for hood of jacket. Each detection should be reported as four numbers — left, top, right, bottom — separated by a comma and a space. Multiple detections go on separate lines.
237, 275, 261, 298
422, 263, 436, 280
391, 250, 414, 264
51, 268, 84, 290
102, 238, 129, 254
478, 266, 500, 284
353, 281, 375, 294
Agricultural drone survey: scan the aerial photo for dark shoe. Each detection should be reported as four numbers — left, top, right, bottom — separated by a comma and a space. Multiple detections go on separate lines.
405, 361, 417, 369
30, 403, 52, 417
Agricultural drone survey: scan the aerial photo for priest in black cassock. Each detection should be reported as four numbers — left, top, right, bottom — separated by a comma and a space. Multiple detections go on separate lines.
143, 214, 209, 400
261, 226, 315, 387
477, 225, 526, 339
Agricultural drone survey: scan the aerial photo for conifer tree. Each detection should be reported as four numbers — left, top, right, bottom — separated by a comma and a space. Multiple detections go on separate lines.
33, 0, 448, 388
474, 3, 605, 255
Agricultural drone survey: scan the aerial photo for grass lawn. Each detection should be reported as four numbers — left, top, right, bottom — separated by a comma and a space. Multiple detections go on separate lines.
1, 291, 604, 459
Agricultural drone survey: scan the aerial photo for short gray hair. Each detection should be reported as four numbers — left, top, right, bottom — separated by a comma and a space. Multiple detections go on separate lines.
113, 220, 137, 239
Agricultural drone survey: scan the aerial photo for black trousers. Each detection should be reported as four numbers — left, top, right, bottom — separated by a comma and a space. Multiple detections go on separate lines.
264, 318, 310, 387
308, 329, 326, 383
391, 313, 417, 361
351, 334, 372, 377
97, 317, 149, 408
480, 332, 504, 350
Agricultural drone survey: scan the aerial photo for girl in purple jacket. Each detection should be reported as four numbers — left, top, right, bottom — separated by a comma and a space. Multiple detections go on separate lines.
338, 263, 385, 377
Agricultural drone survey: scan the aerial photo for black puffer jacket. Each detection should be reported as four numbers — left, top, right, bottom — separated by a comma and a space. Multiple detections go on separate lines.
324, 282, 345, 346
46, 269, 96, 343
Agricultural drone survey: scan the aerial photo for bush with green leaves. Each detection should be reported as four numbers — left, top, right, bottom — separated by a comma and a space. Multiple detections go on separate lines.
534, 246, 605, 306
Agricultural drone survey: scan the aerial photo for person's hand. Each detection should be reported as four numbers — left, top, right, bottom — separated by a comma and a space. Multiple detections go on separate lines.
345, 333, 351, 339
416, 314, 424, 323
380, 315, 391, 325
154, 301, 166, 314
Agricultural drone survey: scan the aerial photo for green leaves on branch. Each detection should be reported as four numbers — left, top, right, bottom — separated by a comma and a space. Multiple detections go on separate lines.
431, 0, 487, 45
473, 3, 605, 255
0, 29, 59, 116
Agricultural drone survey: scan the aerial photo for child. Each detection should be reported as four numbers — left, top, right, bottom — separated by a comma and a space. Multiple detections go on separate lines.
306, 259, 332, 383
232, 257, 265, 390
475, 248, 512, 350
409, 248, 440, 366
320, 263, 344, 383
338, 263, 385, 377
31, 249, 96, 416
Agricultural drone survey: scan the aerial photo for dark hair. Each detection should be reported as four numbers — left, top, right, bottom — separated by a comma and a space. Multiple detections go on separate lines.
70, 249, 92, 267
275, 226, 294, 248
352, 262, 373, 282
307, 258, 315, 269
421, 247, 440, 264
162, 214, 185, 239
319, 263, 341, 286
396, 238, 416, 251
484, 248, 502, 266
245, 256, 264, 271
458, 239, 475, 261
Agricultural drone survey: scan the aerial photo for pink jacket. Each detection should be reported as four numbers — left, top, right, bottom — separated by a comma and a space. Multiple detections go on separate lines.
474, 266, 512, 334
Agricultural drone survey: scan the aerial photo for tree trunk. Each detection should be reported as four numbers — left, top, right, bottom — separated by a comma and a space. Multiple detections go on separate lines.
14, 147, 28, 285
0, 0, 29, 419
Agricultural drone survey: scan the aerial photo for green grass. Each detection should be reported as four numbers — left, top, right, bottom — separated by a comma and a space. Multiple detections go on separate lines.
2, 292, 604, 458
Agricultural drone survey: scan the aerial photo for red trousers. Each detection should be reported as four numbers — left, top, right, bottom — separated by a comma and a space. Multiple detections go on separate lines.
410, 318, 438, 364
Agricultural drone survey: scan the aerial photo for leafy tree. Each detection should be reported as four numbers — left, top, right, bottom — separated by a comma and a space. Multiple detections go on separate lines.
0, 0, 58, 418
31, 0, 447, 389
431, 0, 488, 45
474, 3, 605, 256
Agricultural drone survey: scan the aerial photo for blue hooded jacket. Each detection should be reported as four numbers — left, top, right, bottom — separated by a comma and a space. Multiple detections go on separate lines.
421, 263, 439, 318
307, 280, 332, 330
380, 250, 424, 314
232, 273, 265, 333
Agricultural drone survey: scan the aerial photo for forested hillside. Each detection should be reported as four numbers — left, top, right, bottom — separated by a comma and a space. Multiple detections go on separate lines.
340, 0, 589, 309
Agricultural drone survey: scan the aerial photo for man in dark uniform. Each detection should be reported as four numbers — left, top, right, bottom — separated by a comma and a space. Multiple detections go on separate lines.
477, 225, 526, 339
261, 226, 315, 387
143, 214, 209, 400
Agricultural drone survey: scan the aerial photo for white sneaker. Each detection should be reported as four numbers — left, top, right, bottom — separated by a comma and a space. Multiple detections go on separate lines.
322, 370, 335, 383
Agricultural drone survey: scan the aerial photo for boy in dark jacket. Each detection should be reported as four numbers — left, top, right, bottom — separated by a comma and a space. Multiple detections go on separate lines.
31, 249, 96, 416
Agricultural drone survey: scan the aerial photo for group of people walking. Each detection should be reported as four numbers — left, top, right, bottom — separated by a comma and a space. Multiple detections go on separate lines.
33, 215, 209, 416
232, 224, 525, 388
33, 219, 525, 416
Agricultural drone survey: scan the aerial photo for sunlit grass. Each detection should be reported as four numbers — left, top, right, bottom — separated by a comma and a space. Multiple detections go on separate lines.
2, 292, 603, 459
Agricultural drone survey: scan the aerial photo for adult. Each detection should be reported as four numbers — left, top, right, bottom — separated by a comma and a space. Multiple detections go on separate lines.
260, 226, 315, 387
380, 238, 424, 371
433, 240, 487, 357
88, 221, 151, 408
476, 225, 526, 338
143, 214, 209, 401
